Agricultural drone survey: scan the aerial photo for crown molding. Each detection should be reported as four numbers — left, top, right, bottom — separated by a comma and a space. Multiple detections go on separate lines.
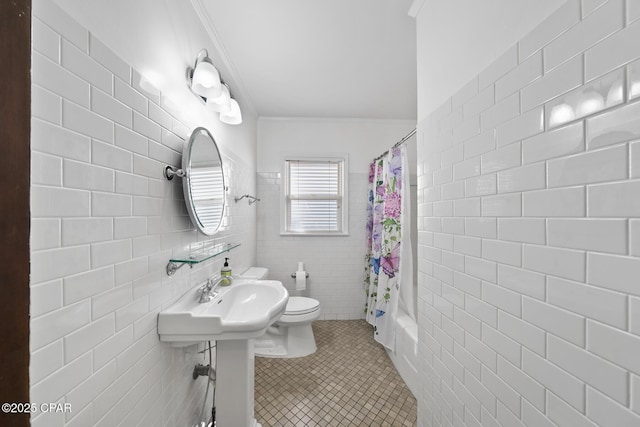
408, 0, 426, 18
258, 116, 416, 126
190, 0, 257, 116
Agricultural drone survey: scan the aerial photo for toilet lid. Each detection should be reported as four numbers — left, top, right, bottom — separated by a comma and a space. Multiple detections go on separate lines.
285, 297, 319, 315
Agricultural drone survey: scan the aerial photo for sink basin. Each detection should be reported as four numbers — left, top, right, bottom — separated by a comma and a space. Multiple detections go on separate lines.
158, 278, 289, 344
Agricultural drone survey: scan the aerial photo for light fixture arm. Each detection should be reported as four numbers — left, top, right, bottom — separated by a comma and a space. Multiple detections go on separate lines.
186, 68, 206, 104
194, 49, 210, 68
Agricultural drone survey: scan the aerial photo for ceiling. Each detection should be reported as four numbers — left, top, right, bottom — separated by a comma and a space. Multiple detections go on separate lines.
195, 0, 417, 120
51, 0, 417, 122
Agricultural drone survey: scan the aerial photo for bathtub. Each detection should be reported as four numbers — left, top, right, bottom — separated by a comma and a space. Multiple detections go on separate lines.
386, 312, 419, 397
384, 180, 419, 397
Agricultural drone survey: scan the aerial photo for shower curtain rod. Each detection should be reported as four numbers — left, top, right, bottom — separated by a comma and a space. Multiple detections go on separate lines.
373, 128, 417, 161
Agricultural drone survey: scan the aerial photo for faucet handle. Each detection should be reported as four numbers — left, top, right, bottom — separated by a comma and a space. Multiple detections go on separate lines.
199, 278, 217, 303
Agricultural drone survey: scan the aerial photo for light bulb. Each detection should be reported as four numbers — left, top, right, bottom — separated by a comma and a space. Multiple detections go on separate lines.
191, 59, 222, 99
207, 84, 231, 112
219, 99, 242, 125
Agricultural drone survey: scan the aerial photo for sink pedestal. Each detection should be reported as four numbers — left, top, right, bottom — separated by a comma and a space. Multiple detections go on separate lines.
216, 339, 261, 427
157, 279, 289, 426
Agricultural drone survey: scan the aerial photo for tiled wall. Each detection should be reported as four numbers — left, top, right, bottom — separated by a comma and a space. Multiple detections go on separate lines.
30, 3, 256, 426
416, 1, 640, 426
256, 171, 369, 319
256, 118, 416, 320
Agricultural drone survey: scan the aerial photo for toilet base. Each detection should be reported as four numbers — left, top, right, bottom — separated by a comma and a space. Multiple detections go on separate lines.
254, 323, 317, 358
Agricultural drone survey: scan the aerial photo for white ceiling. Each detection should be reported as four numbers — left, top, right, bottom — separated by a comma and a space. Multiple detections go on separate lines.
195, 0, 417, 120
51, 0, 417, 122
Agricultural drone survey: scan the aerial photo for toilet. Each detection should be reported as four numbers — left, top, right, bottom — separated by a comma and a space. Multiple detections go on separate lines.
238, 267, 321, 358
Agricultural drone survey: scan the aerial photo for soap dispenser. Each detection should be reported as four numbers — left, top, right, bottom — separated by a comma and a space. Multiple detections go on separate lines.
220, 257, 232, 286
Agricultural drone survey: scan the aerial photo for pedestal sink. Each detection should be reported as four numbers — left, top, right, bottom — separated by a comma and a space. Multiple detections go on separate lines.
158, 279, 289, 427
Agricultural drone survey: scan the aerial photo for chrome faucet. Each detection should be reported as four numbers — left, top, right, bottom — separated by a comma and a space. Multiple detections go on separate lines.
199, 277, 225, 303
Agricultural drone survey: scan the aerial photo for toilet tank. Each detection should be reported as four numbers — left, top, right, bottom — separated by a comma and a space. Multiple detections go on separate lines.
238, 267, 269, 279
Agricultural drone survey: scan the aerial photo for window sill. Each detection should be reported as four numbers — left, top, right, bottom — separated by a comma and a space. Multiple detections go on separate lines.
280, 231, 350, 237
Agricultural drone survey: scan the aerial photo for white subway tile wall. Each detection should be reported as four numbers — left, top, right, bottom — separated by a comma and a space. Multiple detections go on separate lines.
256, 172, 368, 320
417, 1, 640, 425
30, 3, 256, 426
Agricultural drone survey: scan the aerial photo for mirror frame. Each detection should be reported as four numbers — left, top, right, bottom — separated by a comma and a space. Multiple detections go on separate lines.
179, 127, 226, 236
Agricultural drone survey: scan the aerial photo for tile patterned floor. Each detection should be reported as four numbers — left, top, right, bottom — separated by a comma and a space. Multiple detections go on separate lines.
254, 320, 417, 427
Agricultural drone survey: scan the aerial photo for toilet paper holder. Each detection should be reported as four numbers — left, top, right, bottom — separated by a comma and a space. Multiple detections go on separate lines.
291, 272, 309, 278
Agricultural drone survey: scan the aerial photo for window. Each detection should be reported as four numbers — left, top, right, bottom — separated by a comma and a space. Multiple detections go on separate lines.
282, 157, 348, 235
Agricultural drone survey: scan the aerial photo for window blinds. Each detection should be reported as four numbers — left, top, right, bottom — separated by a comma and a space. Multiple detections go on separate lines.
286, 160, 344, 233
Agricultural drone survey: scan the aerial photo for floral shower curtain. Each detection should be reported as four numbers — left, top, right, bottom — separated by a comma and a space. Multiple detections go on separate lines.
364, 145, 409, 351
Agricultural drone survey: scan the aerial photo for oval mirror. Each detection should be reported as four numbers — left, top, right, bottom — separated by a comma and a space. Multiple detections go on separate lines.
179, 127, 226, 235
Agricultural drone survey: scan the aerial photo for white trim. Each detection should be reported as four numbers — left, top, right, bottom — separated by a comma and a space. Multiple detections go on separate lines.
190, 0, 257, 116
281, 154, 349, 163
280, 154, 349, 236
258, 116, 416, 126
408, 0, 426, 18
280, 231, 350, 237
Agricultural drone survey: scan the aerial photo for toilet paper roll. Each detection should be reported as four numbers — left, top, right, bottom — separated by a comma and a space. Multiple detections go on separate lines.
295, 270, 306, 291
297, 261, 304, 272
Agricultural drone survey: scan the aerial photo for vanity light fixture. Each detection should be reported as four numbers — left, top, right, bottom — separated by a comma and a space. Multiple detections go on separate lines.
187, 49, 242, 125
187, 49, 222, 100
207, 83, 232, 113
220, 98, 242, 125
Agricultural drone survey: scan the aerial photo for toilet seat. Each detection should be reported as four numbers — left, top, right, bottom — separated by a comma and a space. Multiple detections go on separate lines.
278, 297, 321, 325
285, 296, 320, 315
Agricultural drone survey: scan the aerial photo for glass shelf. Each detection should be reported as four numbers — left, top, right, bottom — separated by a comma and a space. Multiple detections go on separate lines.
166, 242, 240, 276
